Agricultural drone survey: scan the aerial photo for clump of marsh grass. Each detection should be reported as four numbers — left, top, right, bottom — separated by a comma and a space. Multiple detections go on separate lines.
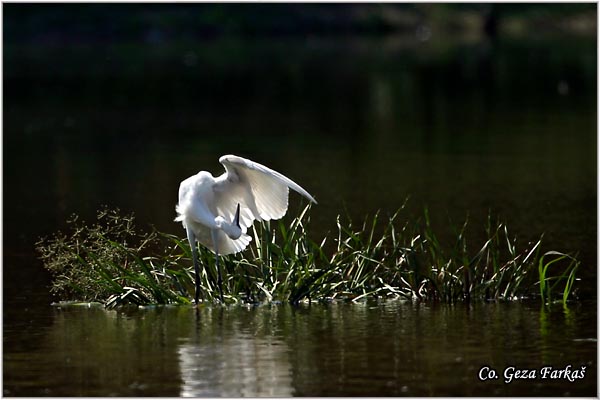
36, 207, 195, 307
37, 204, 580, 308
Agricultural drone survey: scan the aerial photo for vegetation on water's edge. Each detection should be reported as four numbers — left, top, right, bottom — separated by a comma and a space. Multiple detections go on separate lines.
36, 205, 580, 308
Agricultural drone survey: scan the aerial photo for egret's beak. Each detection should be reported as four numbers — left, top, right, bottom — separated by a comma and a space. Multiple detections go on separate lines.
234, 203, 241, 229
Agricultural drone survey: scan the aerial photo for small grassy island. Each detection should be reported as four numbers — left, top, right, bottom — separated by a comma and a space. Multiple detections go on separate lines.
37, 205, 579, 308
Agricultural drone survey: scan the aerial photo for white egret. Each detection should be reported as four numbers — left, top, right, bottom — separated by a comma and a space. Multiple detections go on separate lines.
175, 154, 317, 303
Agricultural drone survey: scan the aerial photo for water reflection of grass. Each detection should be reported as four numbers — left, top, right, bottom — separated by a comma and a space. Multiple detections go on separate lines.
36, 205, 579, 308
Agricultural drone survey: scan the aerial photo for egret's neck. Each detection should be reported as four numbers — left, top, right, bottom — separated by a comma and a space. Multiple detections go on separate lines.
215, 216, 242, 240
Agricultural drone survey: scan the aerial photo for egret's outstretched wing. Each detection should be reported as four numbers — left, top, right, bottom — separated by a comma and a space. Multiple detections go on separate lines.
213, 154, 317, 227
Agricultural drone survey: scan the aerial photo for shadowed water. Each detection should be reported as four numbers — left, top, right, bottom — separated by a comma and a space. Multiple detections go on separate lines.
3, 4, 597, 396
3, 298, 597, 396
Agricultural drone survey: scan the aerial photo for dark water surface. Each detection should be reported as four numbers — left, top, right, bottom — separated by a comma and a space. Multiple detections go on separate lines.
3, 293, 597, 396
3, 9, 597, 396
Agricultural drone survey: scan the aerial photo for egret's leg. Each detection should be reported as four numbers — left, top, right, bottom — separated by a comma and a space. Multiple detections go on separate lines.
216, 253, 224, 303
211, 229, 224, 302
186, 228, 201, 304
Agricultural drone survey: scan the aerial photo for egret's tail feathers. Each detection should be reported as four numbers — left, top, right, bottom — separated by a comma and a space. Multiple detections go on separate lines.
174, 204, 185, 222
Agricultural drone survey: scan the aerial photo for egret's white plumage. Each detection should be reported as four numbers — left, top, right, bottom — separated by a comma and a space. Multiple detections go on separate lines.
175, 154, 317, 302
